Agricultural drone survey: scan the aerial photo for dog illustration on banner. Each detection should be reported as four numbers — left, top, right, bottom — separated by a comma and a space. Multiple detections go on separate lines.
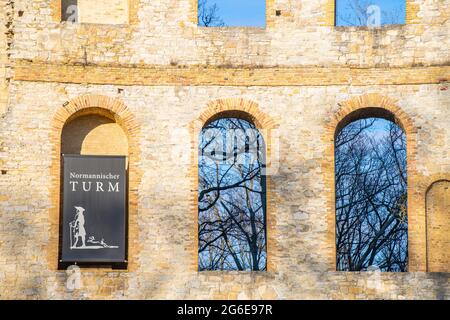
69, 206, 119, 250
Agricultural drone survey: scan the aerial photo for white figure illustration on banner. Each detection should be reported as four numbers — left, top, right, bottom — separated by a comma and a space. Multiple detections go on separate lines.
69, 206, 119, 250
71, 206, 86, 248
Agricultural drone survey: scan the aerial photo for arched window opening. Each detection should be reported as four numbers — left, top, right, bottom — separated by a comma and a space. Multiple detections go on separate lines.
59, 111, 129, 268
426, 180, 450, 272
198, 113, 267, 271
61, 113, 128, 157
335, 115, 408, 272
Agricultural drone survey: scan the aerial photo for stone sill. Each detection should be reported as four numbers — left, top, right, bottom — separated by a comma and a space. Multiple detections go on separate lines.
335, 24, 406, 32
58, 21, 130, 28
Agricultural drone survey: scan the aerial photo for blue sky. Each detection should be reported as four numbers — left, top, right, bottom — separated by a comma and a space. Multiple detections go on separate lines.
205, 0, 405, 27
364, 118, 394, 141
336, 0, 405, 26
208, 0, 266, 27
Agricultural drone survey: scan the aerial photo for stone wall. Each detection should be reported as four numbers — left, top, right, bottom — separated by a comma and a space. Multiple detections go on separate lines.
0, 0, 448, 299
0, 82, 448, 299
8, 0, 449, 67
0, 0, 12, 116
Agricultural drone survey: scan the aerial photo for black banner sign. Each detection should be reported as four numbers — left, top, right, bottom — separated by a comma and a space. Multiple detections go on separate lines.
61, 155, 127, 263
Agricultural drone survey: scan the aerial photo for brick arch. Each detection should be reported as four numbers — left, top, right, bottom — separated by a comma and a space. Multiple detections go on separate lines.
198, 98, 278, 130
321, 93, 425, 271
48, 94, 142, 271
421, 174, 450, 206
331, 93, 415, 134
189, 98, 279, 272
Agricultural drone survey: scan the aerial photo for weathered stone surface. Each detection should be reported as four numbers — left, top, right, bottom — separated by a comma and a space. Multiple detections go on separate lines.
0, 0, 448, 299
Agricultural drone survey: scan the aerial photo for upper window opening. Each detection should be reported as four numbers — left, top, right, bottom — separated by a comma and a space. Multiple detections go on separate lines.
198, 115, 267, 271
61, 0, 129, 24
198, 0, 266, 27
335, 0, 406, 27
335, 116, 408, 272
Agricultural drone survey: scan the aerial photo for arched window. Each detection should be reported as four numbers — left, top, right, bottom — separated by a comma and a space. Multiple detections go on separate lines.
198, 113, 267, 271
426, 180, 450, 272
335, 112, 408, 272
59, 110, 129, 267
61, 113, 128, 156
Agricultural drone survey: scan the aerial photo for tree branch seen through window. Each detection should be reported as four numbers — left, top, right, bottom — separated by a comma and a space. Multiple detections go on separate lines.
198, 0, 225, 27
336, 0, 406, 27
335, 118, 408, 272
198, 117, 267, 271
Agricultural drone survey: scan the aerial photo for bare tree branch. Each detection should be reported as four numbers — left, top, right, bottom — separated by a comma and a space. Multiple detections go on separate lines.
198, 0, 225, 27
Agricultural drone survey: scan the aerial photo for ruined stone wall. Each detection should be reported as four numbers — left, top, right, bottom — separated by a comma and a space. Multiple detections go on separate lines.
8, 0, 449, 67
0, 0, 448, 299
0, 0, 12, 116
